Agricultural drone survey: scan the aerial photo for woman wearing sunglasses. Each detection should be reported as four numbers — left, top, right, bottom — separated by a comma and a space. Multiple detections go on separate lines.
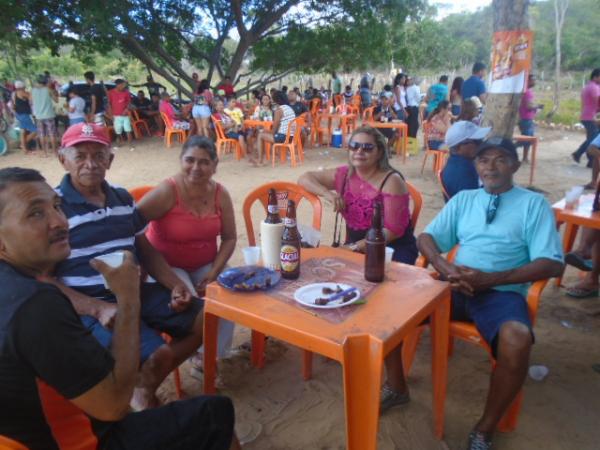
298, 125, 417, 264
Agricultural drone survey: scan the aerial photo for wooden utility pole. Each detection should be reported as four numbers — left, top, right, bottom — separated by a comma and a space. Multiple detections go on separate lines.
481, 0, 530, 138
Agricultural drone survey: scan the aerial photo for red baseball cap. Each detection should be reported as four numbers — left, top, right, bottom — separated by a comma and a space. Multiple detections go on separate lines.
61, 123, 111, 148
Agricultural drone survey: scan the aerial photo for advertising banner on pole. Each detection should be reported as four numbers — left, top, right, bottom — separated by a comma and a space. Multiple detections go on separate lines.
488, 30, 533, 94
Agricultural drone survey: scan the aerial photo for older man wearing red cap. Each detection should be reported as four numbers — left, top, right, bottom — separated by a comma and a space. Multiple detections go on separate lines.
43, 123, 204, 411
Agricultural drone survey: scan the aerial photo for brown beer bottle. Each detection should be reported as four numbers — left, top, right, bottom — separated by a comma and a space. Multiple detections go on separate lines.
364, 201, 385, 282
280, 200, 301, 279
266, 188, 282, 223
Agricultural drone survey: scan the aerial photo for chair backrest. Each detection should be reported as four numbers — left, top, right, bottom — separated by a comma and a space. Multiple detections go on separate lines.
436, 170, 450, 202
243, 181, 323, 246
405, 181, 422, 229
129, 185, 154, 203
0, 436, 28, 450
131, 109, 143, 122
211, 116, 227, 140
362, 106, 375, 122
159, 111, 174, 129
334, 94, 343, 105
310, 98, 321, 115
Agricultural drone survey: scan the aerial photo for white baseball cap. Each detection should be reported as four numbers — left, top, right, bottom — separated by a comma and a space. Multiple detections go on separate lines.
445, 121, 491, 149
14, 80, 25, 89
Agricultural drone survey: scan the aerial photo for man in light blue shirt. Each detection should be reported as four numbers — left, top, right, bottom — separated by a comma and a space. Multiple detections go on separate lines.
381, 137, 563, 450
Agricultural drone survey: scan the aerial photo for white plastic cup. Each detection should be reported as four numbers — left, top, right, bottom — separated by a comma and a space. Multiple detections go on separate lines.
94, 251, 125, 288
385, 247, 394, 264
528, 364, 549, 381
242, 246, 261, 266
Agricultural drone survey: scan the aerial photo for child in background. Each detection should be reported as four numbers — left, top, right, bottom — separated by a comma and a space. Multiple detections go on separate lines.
67, 90, 86, 126
224, 97, 244, 132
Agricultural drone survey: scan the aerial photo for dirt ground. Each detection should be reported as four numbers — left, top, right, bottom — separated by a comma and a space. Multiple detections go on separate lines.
2, 126, 600, 450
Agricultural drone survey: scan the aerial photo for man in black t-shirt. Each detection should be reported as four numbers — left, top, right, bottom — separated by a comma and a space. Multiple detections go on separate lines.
0, 167, 239, 450
132, 75, 166, 98
132, 90, 152, 111
84, 70, 106, 126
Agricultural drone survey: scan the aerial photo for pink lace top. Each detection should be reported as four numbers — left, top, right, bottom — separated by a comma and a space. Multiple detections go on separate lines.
334, 166, 410, 236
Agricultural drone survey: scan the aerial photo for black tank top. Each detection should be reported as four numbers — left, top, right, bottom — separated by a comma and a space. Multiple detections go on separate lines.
14, 95, 31, 115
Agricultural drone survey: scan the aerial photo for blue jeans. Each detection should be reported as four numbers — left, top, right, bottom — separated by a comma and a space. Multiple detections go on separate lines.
574, 120, 599, 166
428, 139, 444, 150
518, 119, 534, 151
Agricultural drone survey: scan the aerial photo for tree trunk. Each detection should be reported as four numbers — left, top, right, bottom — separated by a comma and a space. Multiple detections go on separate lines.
549, 0, 569, 117
481, 0, 530, 138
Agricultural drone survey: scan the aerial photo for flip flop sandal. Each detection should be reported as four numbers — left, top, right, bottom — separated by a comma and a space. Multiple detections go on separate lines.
565, 253, 594, 271
565, 286, 599, 298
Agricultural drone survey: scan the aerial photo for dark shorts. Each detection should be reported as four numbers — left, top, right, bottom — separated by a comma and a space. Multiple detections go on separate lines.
274, 133, 287, 143
379, 127, 395, 140
98, 396, 234, 450
80, 283, 203, 362
428, 139, 444, 150
451, 289, 533, 356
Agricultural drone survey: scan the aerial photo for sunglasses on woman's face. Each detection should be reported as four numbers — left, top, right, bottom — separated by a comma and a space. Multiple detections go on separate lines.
348, 141, 376, 153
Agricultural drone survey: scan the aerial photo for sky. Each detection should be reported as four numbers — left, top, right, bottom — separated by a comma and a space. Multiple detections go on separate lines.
433, 0, 492, 18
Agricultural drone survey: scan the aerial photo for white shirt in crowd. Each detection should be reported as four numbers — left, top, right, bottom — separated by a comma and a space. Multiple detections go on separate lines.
68, 96, 86, 120
406, 85, 421, 107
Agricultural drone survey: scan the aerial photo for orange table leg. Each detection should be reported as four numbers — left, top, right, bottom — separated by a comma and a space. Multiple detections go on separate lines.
251, 330, 266, 368
529, 139, 537, 185
342, 335, 383, 450
430, 290, 450, 439
402, 127, 408, 164
555, 222, 579, 287
202, 311, 219, 394
302, 350, 313, 380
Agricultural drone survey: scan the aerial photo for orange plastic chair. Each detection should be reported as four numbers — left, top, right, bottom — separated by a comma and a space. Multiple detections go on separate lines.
405, 181, 423, 229
211, 116, 243, 160
437, 169, 450, 201
128, 185, 184, 399
362, 106, 375, 123
310, 113, 331, 147
103, 116, 116, 141
271, 118, 303, 167
333, 94, 343, 106
402, 248, 549, 432
420, 121, 448, 176
0, 436, 28, 450
309, 98, 321, 118
242, 182, 323, 379
130, 110, 151, 139
159, 112, 187, 148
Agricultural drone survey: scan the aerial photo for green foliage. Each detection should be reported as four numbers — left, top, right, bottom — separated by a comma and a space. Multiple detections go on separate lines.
435, 0, 600, 73
0, 47, 147, 84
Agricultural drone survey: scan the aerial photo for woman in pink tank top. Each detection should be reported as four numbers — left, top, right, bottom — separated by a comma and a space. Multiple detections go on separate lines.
138, 136, 237, 365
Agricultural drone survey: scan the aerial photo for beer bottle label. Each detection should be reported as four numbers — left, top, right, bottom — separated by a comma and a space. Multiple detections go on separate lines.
280, 244, 299, 271
268, 205, 278, 214
284, 218, 296, 227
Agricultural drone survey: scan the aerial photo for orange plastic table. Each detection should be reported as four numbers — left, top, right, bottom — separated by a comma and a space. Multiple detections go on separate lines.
202, 247, 451, 450
243, 119, 272, 130
553, 193, 600, 286
368, 121, 409, 162
514, 134, 538, 185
